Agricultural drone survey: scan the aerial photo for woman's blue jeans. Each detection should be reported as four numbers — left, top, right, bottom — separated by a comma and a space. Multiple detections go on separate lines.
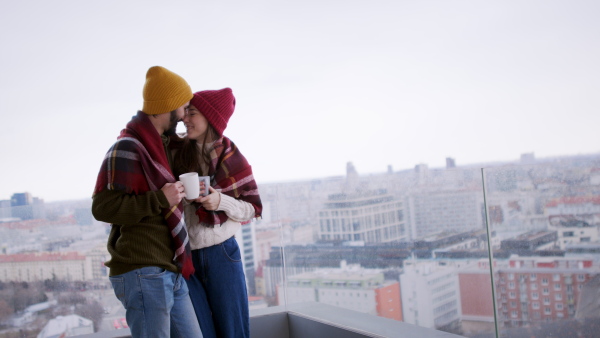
109, 266, 203, 338
186, 236, 250, 338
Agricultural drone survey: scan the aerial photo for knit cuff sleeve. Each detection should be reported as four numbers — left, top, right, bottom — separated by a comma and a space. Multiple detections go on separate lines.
217, 193, 256, 222
155, 190, 171, 209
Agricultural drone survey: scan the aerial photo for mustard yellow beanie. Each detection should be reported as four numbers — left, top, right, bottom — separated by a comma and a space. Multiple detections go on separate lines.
142, 66, 193, 115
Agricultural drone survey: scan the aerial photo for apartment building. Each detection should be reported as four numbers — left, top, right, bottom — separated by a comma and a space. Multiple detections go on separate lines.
496, 256, 598, 327
277, 261, 402, 321
546, 196, 600, 225
0, 252, 93, 282
457, 260, 496, 325
458, 254, 600, 330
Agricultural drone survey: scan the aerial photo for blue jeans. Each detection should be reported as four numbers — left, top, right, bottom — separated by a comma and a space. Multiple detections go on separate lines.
109, 267, 203, 338
187, 237, 249, 338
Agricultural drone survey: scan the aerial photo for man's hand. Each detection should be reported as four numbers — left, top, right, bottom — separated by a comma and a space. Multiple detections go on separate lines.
161, 181, 185, 207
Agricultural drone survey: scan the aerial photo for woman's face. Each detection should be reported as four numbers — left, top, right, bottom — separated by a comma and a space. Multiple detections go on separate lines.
183, 104, 210, 141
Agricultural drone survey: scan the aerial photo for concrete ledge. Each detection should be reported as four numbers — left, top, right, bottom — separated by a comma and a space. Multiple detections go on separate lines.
79, 303, 464, 338
250, 302, 465, 338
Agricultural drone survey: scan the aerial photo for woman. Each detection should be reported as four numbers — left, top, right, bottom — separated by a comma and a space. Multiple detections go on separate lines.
172, 88, 262, 338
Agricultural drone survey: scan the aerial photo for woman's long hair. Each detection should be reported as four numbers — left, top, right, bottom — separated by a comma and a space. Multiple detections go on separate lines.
173, 126, 219, 178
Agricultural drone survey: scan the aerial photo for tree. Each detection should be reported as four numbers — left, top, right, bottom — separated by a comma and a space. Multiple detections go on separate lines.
57, 292, 86, 305
75, 300, 104, 332
0, 299, 14, 323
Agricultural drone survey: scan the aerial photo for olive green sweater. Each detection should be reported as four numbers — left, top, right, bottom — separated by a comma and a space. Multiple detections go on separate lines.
92, 135, 179, 276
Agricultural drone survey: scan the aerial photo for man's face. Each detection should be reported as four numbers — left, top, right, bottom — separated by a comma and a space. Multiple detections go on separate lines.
164, 101, 189, 136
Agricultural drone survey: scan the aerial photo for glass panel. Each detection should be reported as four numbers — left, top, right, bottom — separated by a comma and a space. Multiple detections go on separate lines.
270, 163, 496, 337
0, 198, 112, 334
483, 160, 600, 338
0, 193, 288, 336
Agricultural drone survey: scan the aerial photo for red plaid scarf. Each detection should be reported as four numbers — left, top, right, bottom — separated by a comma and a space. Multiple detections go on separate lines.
195, 136, 262, 227
93, 111, 194, 279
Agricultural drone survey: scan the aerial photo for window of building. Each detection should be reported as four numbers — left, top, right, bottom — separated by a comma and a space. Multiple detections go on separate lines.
532, 302, 540, 309
542, 278, 549, 285
543, 298, 550, 305
530, 273, 537, 281
544, 308, 551, 315
531, 292, 539, 300
554, 283, 561, 291
555, 293, 562, 301
543, 288, 549, 295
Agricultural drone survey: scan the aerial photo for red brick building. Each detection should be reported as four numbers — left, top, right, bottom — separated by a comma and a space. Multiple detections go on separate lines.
459, 256, 598, 328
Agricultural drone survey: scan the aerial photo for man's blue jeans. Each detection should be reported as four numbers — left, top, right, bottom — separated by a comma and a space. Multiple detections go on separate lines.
187, 236, 249, 338
109, 266, 203, 338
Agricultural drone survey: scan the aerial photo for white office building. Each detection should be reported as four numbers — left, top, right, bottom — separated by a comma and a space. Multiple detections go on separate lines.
318, 189, 407, 243
400, 260, 462, 329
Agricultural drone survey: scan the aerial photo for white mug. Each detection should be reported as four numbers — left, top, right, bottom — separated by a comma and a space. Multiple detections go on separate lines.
179, 172, 200, 199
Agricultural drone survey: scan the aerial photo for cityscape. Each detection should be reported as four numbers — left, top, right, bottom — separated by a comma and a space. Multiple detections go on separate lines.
1, 152, 600, 337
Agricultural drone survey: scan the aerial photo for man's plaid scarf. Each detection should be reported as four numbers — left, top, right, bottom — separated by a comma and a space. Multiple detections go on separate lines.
195, 136, 262, 227
93, 111, 194, 279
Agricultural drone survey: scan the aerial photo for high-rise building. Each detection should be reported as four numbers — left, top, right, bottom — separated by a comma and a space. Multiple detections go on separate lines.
0, 200, 11, 220
400, 260, 462, 330
236, 221, 258, 294
318, 189, 407, 243
9, 192, 45, 220
407, 189, 485, 239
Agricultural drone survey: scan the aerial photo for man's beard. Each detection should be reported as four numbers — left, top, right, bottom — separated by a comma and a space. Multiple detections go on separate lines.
164, 111, 179, 136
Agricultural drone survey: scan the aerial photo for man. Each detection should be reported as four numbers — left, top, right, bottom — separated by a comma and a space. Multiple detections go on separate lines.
92, 66, 202, 338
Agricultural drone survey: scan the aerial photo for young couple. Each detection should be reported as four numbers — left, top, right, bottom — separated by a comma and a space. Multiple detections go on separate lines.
92, 66, 262, 338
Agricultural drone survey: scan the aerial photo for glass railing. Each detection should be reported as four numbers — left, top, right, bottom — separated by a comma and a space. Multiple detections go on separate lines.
1, 158, 599, 337
482, 162, 600, 337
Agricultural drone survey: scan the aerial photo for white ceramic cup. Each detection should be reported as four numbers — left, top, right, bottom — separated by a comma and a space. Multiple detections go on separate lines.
199, 176, 210, 196
179, 172, 200, 199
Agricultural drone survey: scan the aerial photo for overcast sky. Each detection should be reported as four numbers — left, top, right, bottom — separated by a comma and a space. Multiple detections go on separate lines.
1, 0, 599, 202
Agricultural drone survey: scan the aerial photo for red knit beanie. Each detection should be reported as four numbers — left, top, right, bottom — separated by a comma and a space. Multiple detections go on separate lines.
190, 88, 235, 136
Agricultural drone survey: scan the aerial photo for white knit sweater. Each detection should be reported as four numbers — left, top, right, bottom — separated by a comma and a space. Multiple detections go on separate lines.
184, 193, 255, 250
179, 141, 256, 250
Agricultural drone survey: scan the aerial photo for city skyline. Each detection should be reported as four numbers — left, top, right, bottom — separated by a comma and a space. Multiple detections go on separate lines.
1, 0, 600, 201
1, 150, 599, 336
2, 149, 598, 204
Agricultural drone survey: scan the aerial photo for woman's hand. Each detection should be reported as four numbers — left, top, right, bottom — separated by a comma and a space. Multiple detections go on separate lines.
191, 186, 221, 211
